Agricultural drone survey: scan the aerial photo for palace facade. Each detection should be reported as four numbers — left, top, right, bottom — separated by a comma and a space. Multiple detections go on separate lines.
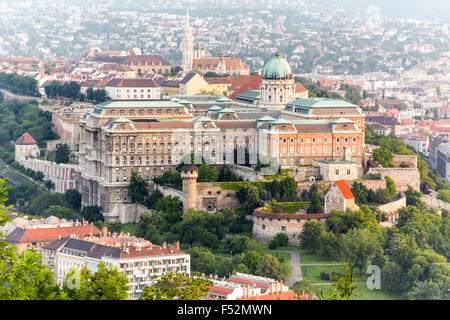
77, 94, 365, 221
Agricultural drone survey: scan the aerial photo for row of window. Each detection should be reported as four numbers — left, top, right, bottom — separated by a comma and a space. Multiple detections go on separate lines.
276, 137, 358, 143
120, 259, 187, 269
110, 108, 182, 116
115, 157, 175, 166
117, 95, 156, 99
118, 89, 155, 93
278, 145, 358, 155
261, 225, 288, 232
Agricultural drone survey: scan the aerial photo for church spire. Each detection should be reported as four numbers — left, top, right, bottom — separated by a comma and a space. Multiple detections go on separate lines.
185, 8, 190, 32
181, 7, 194, 72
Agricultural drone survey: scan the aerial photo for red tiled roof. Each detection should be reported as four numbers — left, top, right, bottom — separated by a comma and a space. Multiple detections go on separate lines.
228, 75, 262, 100
15, 132, 37, 145
126, 55, 170, 66
193, 57, 249, 72
228, 276, 269, 289
106, 78, 159, 88
7, 225, 101, 243
133, 122, 193, 130
119, 244, 185, 258
5, 56, 40, 64
335, 180, 355, 200
401, 118, 414, 125
253, 209, 330, 220
295, 83, 308, 93
207, 286, 235, 296
431, 125, 450, 132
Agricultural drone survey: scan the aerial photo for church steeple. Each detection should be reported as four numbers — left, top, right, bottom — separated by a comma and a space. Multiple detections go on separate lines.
181, 8, 194, 72
185, 8, 190, 31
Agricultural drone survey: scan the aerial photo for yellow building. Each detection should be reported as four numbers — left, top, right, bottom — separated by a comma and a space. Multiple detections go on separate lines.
160, 80, 181, 97
205, 78, 232, 95
179, 72, 209, 95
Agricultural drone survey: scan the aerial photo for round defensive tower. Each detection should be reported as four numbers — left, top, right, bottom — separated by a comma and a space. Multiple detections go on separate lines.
181, 163, 198, 212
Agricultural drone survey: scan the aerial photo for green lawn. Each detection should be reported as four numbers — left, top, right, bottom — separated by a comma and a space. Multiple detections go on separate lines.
313, 284, 402, 300
1, 168, 28, 185
212, 181, 269, 191
267, 250, 291, 263
302, 265, 348, 283
300, 252, 343, 265
302, 265, 369, 284
262, 201, 310, 214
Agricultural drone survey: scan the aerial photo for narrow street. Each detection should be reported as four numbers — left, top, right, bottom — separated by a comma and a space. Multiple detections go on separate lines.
286, 251, 302, 286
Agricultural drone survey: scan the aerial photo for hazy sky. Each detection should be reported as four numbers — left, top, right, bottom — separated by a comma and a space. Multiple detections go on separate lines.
308, 0, 450, 20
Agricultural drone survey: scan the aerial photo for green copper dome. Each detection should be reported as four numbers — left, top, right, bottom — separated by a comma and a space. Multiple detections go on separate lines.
262, 52, 292, 80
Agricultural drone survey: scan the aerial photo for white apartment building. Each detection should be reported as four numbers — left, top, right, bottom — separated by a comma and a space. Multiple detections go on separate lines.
105, 79, 161, 100
400, 134, 430, 156
42, 234, 190, 300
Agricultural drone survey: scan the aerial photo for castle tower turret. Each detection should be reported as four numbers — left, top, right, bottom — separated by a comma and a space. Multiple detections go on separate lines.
14, 132, 40, 162
181, 164, 198, 212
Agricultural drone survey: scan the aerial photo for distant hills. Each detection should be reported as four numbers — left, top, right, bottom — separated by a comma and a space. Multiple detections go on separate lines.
307, 0, 450, 20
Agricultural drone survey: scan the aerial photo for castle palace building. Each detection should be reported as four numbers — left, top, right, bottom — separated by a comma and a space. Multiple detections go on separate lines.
77, 94, 365, 222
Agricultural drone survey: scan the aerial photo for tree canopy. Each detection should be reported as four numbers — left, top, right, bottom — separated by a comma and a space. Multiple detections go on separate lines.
140, 272, 212, 300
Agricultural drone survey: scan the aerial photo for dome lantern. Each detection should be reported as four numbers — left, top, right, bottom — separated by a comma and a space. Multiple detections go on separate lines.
262, 52, 293, 80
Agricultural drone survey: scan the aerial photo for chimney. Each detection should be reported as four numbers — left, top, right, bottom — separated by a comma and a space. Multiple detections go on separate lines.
102, 226, 108, 237
83, 220, 88, 225
176, 241, 180, 249
163, 242, 166, 249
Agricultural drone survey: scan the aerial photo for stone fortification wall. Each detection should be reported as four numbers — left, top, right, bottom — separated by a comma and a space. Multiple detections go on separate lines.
225, 164, 260, 182
252, 208, 329, 245
195, 182, 242, 212
359, 179, 387, 191
154, 184, 183, 198
392, 155, 417, 168
51, 113, 82, 151
108, 203, 148, 223
297, 181, 332, 194
286, 166, 320, 181
18, 158, 77, 193
377, 197, 406, 213
422, 195, 450, 212
367, 168, 420, 192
